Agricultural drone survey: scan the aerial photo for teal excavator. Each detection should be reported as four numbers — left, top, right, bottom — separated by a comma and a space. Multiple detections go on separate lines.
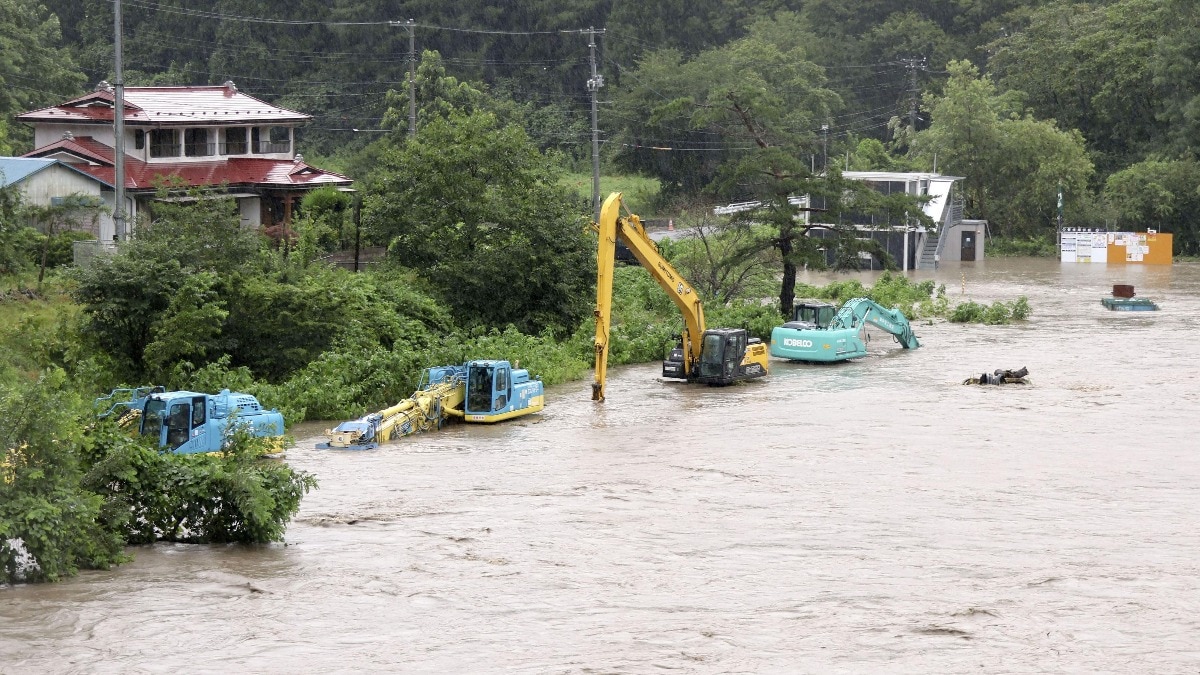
768, 297, 920, 362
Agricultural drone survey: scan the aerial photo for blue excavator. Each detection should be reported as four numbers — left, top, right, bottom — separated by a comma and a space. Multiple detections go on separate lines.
96, 386, 285, 454
319, 360, 544, 450
769, 297, 920, 362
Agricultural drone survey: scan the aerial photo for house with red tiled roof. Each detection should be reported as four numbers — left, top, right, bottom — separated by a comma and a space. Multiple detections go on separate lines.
15, 81, 352, 242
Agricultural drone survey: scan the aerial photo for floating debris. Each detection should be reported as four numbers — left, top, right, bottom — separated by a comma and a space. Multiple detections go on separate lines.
964, 366, 1029, 385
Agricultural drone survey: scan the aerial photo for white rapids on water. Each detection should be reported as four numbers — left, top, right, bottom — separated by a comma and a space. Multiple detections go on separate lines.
3, 258, 1200, 673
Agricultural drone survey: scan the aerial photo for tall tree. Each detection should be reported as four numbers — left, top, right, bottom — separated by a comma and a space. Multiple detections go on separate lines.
363, 110, 594, 336
617, 14, 932, 314
1104, 159, 1200, 256
987, 0, 1196, 175
910, 60, 1092, 236
0, 0, 86, 150
611, 13, 840, 199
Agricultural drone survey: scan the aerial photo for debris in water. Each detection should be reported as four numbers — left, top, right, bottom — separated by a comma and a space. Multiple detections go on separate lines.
963, 366, 1029, 385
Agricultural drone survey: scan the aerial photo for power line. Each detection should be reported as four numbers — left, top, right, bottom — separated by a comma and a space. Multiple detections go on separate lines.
119, 0, 591, 35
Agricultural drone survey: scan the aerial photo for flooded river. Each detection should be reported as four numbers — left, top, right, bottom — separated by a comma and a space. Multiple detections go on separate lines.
3, 258, 1200, 673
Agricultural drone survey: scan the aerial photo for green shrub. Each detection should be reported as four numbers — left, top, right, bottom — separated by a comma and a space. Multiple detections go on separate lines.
1, 371, 126, 583
794, 272, 942, 319
987, 234, 1058, 257
81, 422, 317, 545
948, 296, 1031, 324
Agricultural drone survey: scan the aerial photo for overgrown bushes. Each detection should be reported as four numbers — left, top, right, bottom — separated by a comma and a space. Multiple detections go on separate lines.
792, 272, 1031, 324
1, 371, 317, 585
82, 423, 316, 546
986, 235, 1058, 257
948, 296, 1032, 324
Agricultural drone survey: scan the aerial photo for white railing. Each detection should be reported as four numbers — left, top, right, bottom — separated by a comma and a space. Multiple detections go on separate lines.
713, 196, 809, 216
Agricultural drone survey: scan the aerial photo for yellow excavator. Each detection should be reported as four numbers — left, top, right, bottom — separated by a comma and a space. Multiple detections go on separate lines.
592, 192, 769, 401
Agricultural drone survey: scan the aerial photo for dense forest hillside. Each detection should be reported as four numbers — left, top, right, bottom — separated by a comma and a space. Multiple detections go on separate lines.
5, 0, 1200, 242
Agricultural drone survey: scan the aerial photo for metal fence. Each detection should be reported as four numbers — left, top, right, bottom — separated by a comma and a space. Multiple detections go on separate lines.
317, 246, 387, 271
72, 239, 120, 266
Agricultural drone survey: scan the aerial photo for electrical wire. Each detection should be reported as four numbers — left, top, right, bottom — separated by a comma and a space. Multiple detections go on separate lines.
119, 0, 594, 35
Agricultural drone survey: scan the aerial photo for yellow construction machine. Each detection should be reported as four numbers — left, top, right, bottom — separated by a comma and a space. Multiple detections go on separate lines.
591, 192, 769, 401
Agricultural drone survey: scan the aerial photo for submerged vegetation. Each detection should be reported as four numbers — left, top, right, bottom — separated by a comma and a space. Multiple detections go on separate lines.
791, 272, 1031, 325
1, 372, 316, 584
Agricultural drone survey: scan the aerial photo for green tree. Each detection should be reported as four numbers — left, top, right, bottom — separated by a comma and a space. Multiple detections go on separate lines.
619, 14, 927, 313
911, 60, 1093, 236
364, 109, 594, 336
610, 13, 840, 198
662, 199, 778, 305
0, 183, 38, 276
0, 0, 86, 151
141, 271, 229, 381
71, 193, 259, 379
987, 0, 1198, 174
382, 50, 488, 134
22, 193, 104, 289
1104, 159, 1200, 255
82, 421, 317, 546
1, 371, 125, 583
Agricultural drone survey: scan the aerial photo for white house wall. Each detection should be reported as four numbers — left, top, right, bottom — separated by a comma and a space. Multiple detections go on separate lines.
34, 123, 296, 164
35, 123, 114, 149
18, 165, 113, 238
923, 178, 954, 224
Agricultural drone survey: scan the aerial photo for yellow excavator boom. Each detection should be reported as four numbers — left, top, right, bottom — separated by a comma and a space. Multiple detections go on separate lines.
593, 192, 707, 401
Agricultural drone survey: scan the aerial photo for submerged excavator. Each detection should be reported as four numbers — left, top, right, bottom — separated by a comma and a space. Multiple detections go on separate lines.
769, 297, 920, 362
319, 360, 544, 450
592, 192, 769, 401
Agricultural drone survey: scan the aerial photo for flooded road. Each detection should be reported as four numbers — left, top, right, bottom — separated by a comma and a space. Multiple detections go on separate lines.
4, 258, 1200, 673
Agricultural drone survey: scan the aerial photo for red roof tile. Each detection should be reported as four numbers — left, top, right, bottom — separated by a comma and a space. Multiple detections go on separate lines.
15, 86, 311, 126
24, 137, 351, 191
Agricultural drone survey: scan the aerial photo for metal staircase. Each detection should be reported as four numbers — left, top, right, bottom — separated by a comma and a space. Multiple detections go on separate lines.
918, 233, 939, 269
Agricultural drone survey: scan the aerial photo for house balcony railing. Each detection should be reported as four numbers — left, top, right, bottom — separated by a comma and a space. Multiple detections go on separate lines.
255, 141, 291, 154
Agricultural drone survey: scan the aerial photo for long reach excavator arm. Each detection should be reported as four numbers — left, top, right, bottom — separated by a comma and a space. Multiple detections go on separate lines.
828, 297, 921, 349
592, 192, 767, 401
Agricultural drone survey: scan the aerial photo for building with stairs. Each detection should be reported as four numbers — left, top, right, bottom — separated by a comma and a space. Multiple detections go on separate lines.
713, 171, 986, 270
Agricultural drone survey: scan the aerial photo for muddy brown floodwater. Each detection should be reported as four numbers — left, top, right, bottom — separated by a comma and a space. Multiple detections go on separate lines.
3, 258, 1200, 673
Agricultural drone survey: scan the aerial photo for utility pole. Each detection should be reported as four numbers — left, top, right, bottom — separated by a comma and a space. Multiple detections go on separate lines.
407, 19, 416, 137
902, 56, 926, 137
585, 27, 605, 222
113, 0, 126, 241
389, 19, 418, 137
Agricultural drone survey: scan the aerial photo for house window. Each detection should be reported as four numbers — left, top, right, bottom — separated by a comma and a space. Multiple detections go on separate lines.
149, 129, 179, 157
184, 128, 211, 157
256, 126, 291, 153
224, 127, 247, 155
134, 129, 145, 150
